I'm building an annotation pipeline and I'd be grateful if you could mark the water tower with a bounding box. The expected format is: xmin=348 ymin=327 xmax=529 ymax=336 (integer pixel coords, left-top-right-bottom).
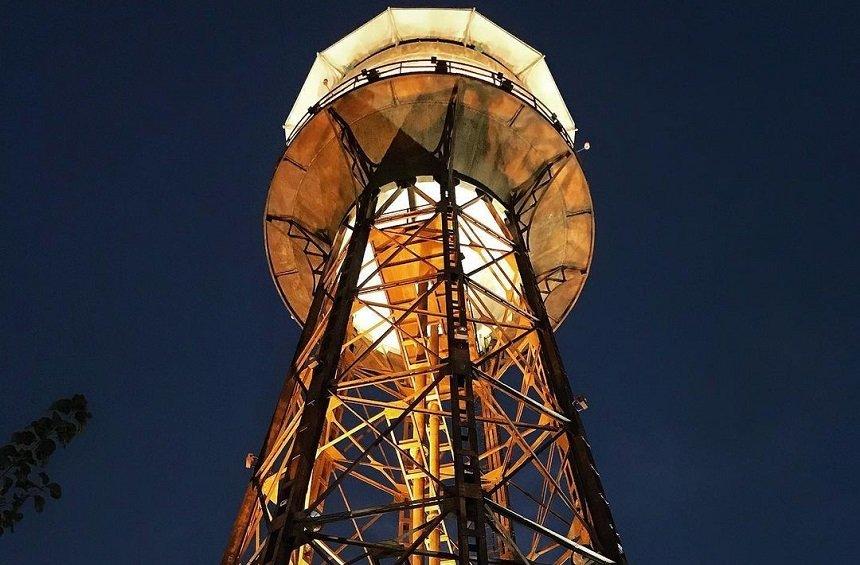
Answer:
xmin=224 ymin=8 xmax=626 ymax=565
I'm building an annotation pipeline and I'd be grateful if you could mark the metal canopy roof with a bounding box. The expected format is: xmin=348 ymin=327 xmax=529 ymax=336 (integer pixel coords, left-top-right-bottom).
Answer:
xmin=283 ymin=8 xmax=576 ymax=142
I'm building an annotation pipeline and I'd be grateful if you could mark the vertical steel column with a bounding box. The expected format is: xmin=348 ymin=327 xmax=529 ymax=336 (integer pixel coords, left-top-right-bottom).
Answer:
xmin=439 ymin=174 xmax=489 ymax=565
xmin=426 ymin=325 xmax=442 ymax=565
xmin=505 ymin=209 xmax=626 ymax=564
xmin=263 ymin=183 xmax=380 ymax=565
xmin=222 ymin=220 xmax=349 ymax=565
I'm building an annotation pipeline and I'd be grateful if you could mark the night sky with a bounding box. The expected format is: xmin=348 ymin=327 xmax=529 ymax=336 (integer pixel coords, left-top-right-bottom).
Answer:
xmin=2 ymin=2 xmax=858 ymax=563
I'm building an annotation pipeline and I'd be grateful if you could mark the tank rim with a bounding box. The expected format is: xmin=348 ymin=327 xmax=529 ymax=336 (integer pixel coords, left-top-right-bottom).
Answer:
xmin=266 ymin=63 xmax=592 ymax=329
xmin=283 ymin=56 xmax=576 ymax=150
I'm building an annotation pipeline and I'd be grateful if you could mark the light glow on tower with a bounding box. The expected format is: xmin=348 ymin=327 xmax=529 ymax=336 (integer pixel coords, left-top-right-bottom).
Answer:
xmin=224 ymin=9 xmax=625 ymax=565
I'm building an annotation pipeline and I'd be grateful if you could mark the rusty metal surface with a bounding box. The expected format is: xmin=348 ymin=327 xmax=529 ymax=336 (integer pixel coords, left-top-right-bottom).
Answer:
xmin=266 ymin=70 xmax=593 ymax=329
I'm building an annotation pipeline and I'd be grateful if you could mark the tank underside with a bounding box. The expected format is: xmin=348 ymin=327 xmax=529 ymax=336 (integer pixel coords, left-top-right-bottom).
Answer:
xmin=266 ymin=71 xmax=594 ymax=329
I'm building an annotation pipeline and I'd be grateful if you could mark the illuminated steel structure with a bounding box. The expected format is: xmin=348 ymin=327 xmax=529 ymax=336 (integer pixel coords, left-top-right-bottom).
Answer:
xmin=224 ymin=8 xmax=625 ymax=565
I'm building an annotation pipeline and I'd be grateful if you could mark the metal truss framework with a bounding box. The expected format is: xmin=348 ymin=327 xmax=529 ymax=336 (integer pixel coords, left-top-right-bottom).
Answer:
xmin=266 ymin=214 xmax=332 ymax=292
xmin=224 ymin=107 xmax=624 ymax=565
xmin=510 ymin=152 xmax=591 ymax=304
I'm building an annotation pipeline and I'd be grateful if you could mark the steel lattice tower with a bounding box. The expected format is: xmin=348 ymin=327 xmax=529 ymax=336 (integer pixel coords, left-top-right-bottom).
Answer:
xmin=224 ymin=9 xmax=626 ymax=565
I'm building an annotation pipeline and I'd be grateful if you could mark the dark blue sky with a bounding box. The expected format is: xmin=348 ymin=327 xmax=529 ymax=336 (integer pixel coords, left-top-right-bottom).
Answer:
xmin=2 ymin=1 xmax=857 ymax=563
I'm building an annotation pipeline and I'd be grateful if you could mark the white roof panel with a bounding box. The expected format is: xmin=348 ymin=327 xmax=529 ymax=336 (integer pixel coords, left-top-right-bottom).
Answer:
xmin=283 ymin=8 xmax=576 ymax=141
xmin=466 ymin=11 xmax=543 ymax=73
xmin=390 ymin=7 xmax=472 ymax=42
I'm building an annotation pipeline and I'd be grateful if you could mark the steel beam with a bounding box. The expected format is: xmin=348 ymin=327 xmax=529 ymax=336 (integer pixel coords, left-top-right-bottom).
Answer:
xmin=505 ymin=207 xmax=627 ymax=564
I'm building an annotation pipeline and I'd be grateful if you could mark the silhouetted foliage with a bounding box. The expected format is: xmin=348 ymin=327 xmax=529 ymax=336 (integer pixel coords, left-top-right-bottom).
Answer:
xmin=0 ymin=394 xmax=91 ymax=535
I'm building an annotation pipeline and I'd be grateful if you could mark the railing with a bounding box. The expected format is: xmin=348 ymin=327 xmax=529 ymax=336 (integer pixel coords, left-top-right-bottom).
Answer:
xmin=284 ymin=57 xmax=576 ymax=150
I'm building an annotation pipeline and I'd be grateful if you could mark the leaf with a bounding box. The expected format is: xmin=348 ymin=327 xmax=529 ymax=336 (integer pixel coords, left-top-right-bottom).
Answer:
xmin=56 ymin=423 xmax=78 ymax=445
xmin=17 ymin=449 xmax=35 ymax=465
xmin=2 ymin=508 xmax=16 ymax=527
xmin=50 ymin=398 xmax=73 ymax=413
xmin=33 ymin=495 xmax=45 ymax=513
xmin=32 ymin=417 xmax=53 ymax=438
xmin=48 ymin=483 xmax=61 ymax=500
xmin=1 ymin=477 xmax=11 ymax=495
xmin=70 ymin=395 xmax=87 ymax=411
xmin=12 ymin=430 xmax=36 ymax=445
xmin=35 ymin=439 xmax=56 ymax=460
xmin=38 ymin=472 xmax=49 ymax=485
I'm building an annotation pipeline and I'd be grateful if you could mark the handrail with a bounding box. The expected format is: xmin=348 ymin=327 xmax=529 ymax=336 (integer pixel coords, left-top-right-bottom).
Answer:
xmin=284 ymin=57 xmax=575 ymax=150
